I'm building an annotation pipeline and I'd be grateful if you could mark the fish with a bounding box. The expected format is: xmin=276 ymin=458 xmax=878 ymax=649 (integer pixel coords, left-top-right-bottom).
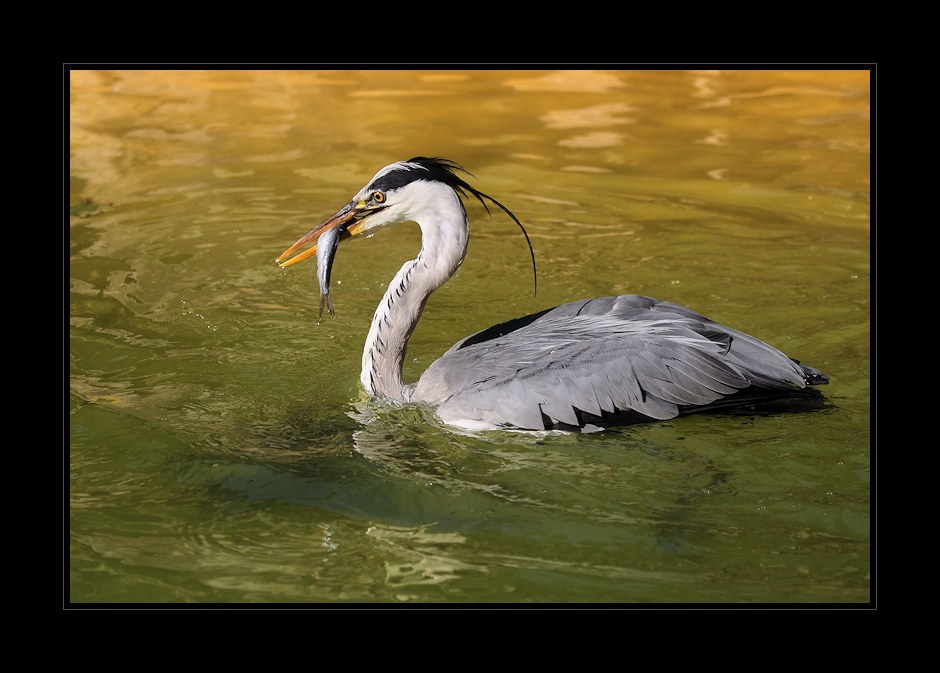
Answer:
xmin=315 ymin=224 xmax=349 ymax=323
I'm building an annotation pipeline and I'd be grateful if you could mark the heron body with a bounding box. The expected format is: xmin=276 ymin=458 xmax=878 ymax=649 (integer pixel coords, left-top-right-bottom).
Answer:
xmin=278 ymin=157 xmax=828 ymax=432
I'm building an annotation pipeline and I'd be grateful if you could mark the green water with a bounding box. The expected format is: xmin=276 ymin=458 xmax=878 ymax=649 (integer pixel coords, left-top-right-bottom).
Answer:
xmin=69 ymin=69 xmax=870 ymax=603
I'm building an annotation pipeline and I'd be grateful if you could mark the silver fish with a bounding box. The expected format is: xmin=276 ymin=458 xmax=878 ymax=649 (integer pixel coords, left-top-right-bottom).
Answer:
xmin=316 ymin=224 xmax=344 ymax=323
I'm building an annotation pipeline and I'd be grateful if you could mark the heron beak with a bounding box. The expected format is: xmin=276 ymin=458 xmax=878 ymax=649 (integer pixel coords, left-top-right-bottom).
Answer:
xmin=276 ymin=200 xmax=381 ymax=268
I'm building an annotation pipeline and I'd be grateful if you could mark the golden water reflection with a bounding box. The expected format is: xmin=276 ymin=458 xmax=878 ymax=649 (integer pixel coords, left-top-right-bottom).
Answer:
xmin=69 ymin=69 xmax=870 ymax=603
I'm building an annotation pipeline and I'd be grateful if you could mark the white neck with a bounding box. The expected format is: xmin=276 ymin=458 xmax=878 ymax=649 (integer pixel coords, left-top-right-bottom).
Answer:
xmin=360 ymin=186 xmax=469 ymax=400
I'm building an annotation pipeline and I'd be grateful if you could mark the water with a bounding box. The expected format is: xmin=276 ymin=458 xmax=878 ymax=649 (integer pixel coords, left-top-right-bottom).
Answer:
xmin=69 ymin=69 xmax=870 ymax=603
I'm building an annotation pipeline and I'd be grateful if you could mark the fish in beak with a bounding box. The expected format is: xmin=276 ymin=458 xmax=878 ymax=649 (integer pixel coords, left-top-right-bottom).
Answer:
xmin=276 ymin=199 xmax=384 ymax=268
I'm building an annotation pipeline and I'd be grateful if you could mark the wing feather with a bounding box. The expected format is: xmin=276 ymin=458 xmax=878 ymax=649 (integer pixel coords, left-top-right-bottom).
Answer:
xmin=415 ymin=295 xmax=826 ymax=431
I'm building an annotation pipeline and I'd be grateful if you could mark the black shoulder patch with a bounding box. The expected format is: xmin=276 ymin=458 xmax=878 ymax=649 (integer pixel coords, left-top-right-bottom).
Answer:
xmin=457 ymin=307 xmax=554 ymax=350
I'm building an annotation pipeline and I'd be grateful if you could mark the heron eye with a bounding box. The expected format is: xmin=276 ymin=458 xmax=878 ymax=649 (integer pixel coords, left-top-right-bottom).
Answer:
xmin=372 ymin=191 xmax=385 ymax=204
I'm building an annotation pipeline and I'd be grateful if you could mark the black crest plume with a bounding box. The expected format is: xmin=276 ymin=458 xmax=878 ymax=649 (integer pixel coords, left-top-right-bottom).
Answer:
xmin=403 ymin=157 xmax=537 ymax=295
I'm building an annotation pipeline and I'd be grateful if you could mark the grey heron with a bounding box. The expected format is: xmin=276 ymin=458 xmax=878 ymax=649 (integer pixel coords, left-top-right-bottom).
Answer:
xmin=278 ymin=157 xmax=828 ymax=432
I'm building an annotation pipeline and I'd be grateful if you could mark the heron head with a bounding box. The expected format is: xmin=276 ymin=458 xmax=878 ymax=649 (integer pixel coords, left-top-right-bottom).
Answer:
xmin=277 ymin=158 xmax=463 ymax=267
xmin=277 ymin=157 xmax=535 ymax=292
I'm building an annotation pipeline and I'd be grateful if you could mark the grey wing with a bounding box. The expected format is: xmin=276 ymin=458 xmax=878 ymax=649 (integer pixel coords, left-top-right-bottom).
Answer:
xmin=413 ymin=295 xmax=826 ymax=431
